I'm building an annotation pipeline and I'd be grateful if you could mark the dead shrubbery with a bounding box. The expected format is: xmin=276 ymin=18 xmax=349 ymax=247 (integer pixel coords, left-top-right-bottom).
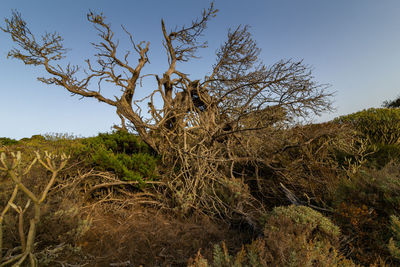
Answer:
xmin=0 ymin=150 xmax=71 ymax=266
xmin=222 ymin=121 xmax=357 ymax=210
xmin=79 ymin=202 xmax=250 ymax=266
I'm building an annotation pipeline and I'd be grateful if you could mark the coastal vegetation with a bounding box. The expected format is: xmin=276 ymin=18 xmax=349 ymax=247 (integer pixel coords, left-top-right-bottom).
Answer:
xmin=2 ymin=2 xmax=400 ymax=265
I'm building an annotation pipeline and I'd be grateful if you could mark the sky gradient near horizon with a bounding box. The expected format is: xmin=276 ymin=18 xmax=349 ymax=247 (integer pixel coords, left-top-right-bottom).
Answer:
xmin=1 ymin=0 xmax=400 ymax=139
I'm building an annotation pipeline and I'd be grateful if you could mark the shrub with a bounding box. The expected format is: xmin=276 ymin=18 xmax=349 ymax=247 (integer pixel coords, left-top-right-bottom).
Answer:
xmin=388 ymin=215 xmax=400 ymax=260
xmin=2 ymin=131 xmax=159 ymax=188
xmin=332 ymin=161 xmax=400 ymax=264
xmin=73 ymin=131 xmax=159 ymax=185
xmin=383 ymin=96 xmax=400 ymax=108
xmin=334 ymin=162 xmax=400 ymax=215
xmin=86 ymin=130 xmax=153 ymax=155
xmin=335 ymin=108 xmax=400 ymax=168
xmin=0 ymin=137 xmax=18 ymax=146
xmin=261 ymin=205 xmax=347 ymax=266
xmin=266 ymin=205 xmax=340 ymax=237
xmin=190 ymin=205 xmax=354 ymax=267
xmin=389 ymin=215 xmax=400 ymax=260
xmin=335 ymin=108 xmax=400 ymax=146
xmin=90 ymin=149 xmax=157 ymax=183
xmin=245 ymin=122 xmax=356 ymax=209
xmin=8 ymin=134 xmax=84 ymax=160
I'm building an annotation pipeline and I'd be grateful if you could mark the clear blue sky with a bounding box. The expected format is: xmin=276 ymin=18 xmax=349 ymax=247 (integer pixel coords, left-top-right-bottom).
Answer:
xmin=1 ymin=0 xmax=400 ymax=139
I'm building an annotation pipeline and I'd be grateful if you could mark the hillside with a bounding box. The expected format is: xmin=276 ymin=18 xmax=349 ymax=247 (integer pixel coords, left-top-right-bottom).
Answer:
xmin=2 ymin=108 xmax=400 ymax=266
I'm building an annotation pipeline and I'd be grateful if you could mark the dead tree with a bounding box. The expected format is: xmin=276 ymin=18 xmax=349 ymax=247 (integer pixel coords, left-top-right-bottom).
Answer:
xmin=0 ymin=151 xmax=69 ymax=266
xmin=2 ymin=4 xmax=333 ymax=220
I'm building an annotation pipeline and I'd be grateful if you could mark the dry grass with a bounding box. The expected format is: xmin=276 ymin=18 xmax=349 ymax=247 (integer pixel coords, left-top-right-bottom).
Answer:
xmin=77 ymin=202 xmax=251 ymax=266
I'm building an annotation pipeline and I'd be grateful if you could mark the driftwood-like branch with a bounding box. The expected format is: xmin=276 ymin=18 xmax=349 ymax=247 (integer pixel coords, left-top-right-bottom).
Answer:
xmin=0 ymin=151 xmax=69 ymax=266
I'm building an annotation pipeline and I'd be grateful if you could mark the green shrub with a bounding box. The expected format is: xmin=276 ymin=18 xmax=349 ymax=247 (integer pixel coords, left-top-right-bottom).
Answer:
xmin=333 ymin=161 xmax=400 ymax=264
xmin=335 ymin=108 xmax=400 ymax=168
xmin=266 ymin=205 xmax=340 ymax=238
xmin=388 ymin=215 xmax=400 ymax=260
xmin=335 ymin=108 xmax=400 ymax=145
xmin=86 ymin=130 xmax=153 ymax=155
xmin=335 ymin=161 xmax=400 ymax=219
xmin=261 ymin=205 xmax=346 ymax=267
xmin=383 ymin=96 xmax=400 ymax=108
xmin=0 ymin=137 xmax=18 ymax=146
xmin=77 ymin=131 xmax=158 ymax=185
xmin=91 ymin=150 xmax=157 ymax=183
xmin=190 ymin=205 xmax=354 ymax=267
xmin=2 ymin=131 xmax=158 ymax=187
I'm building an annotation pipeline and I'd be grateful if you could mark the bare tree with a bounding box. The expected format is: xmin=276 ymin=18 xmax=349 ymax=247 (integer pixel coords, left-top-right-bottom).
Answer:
xmin=2 ymin=4 xmax=333 ymax=220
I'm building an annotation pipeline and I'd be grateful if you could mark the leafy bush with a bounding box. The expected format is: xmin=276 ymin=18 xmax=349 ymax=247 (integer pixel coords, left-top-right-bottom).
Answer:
xmin=389 ymin=215 xmax=400 ymax=260
xmin=190 ymin=205 xmax=354 ymax=267
xmin=8 ymin=134 xmax=84 ymax=160
xmin=87 ymin=131 xmax=153 ymax=155
xmin=266 ymin=205 xmax=340 ymax=237
xmin=90 ymin=149 xmax=157 ymax=183
xmin=383 ymin=96 xmax=400 ymax=108
xmin=334 ymin=162 xmax=400 ymax=215
xmin=332 ymin=161 xmax=400 ymax=264
xmin=78 ymin=131 xmax=158 ymax=185
xmin=2 ymin=131 xmax=158 ymax=188
xmin=261 ymin=205 xmax=347 ymax=267
xmin=368 ymin=143 xmax=400 ymax=168
xmin=335 ymin=108 xmax=400 ymax=168
xmin=336 ymin=108 xmax=400 ymax=145
xmin=0 ymin=137 xmax=18 ymax=146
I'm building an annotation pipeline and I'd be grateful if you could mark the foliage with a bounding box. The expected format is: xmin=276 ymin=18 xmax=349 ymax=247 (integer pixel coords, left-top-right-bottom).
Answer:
xmin=261 ymin=205 xmax=349 ymax=266
xmin=336 ymin=108 xmax=400 ymax=145
xmin=382 ymin=96 xmax=400 ymax=108
xmin=189 ymin=240 xmax=268 ymax=267
xmin=78 ymin=131 xmax=158 ymax=185
xmin=4 ymin=118 xmax=399 ymax=265
xmin=85 ymin=131 xmax=153 ymax=155
xmin=3 ymin=131 xmax=159 ymax=186
xmin=332 ymin=161 xmax=400 ymax=264
xmin=388 ymin=215 xmax=400 ymax=260
xmin=189 ymin=205 xmax=354 ymax=267
xmin=0 ymin=137 xmax=18 ymax=146
xmin=335 ymin=161 xmax=400 ymax=217
xmin=9 ymin=134 xmax=84 ymax=158
xmin=266 ymin=205 xmax=340 ymax=237
xmin=335 ymin=108 xmax=400 ymax=169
